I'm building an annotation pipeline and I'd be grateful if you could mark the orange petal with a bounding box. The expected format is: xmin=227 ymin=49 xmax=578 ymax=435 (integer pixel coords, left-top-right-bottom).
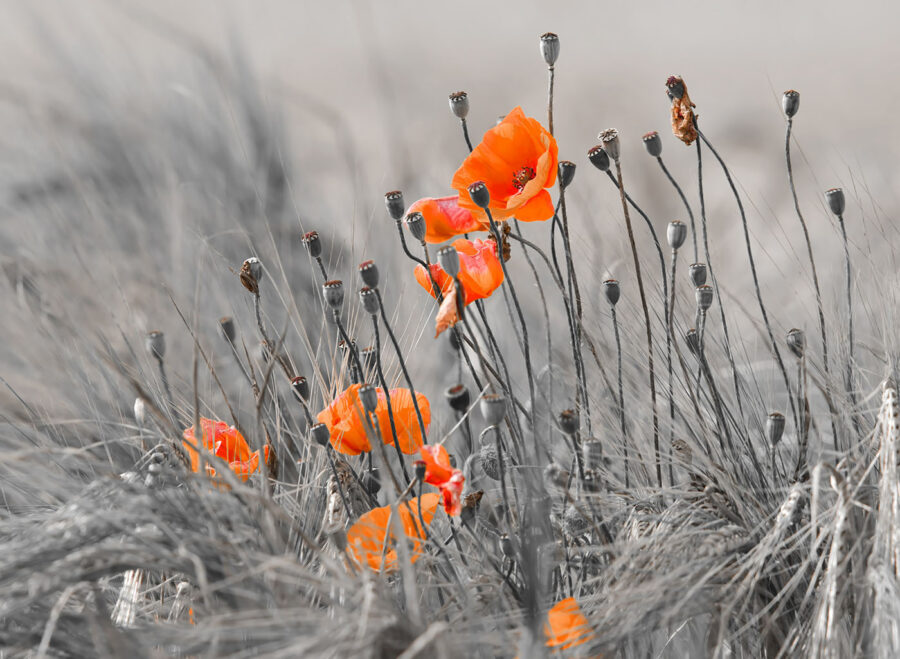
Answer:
xmin=434 ymin=287 xmax=460 ymax=337
xmin=386 ymin=388 xmax=431 ymax=453
xmin=408 ymin=196 xmax=484 ymax=244
xmin=545 ymin=597 xmax=593 ymax=650
xmin=511 ymin=189 xmax=556 ymax=223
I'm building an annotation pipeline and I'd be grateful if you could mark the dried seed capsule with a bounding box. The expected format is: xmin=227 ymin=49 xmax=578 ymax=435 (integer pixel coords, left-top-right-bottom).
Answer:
xmin=825 ymin=188 xmax=846 ymax=216
xmin=322 ymin=280 xmax=344 ymax=310
xmin=362 ymin=467 xmax=381 ymax=495
xmin=582 ymin=437 xmax=603 ymax=470
xmin=500 ymin=533 xmax=514 ymax=558
xmin=358 ymin=383 xmax=378 ymax=414
xmin=358 ymin=260 xmax=379 ymax=288
xmin=563 ymin=506 xmax=590 ymax=536
xmin=587 ymin=144 xmax=610 ymax=172
xmin=558 ymin=160 xmax=576 ymax=190
xmin=240 ymin=257 xmax=263 ymax=295
xmin=540 ymin=32 xmax=560 ymax=66
xmin=558 ymin=408 xmax=579 ymax=435
xmin=448 ymin=91 xmax=469 ymax=119
xmin=685 ymin=328 xmax=700 ymax=355
xmin=782 ymin=90 xmax=800 ymax=118
xmin=642 ymin=130 xmax=662 ymax=157
xmin=480 ymin=442 xmax=500 ymax=480
xmin=666 ymin=75 xmax=686 ymax=101
xmin=543 ymin=462 xmax=570 ymax=488
xmin=384 ymin=190 xmax=405 ymax=221
xmin=696 ymin=285 xmax=714 ymax=312
xmin=291 ymin=376 xmax=309 ymax=401
xmin=467 ymin=181 xmax=491 ymax=209
xmin=667 ymin=220 xmax=686 ymax=250
xmin=767 ymin=412 xmax=786 ymax=447
xmin=310 ymin=422 xmax=331 ymax=447
xmin=219 ymin=316 xmax=236 ymax=344
xmin=405 ymin=212 xmax=427 ymax=242
xmin=302 ymin=231 xmax=322 ymax=258
xmin=445 ymin=383 xmax=471 ymax=413
xmin=786 ymin=328 xmax=805 ymax=359
xmin=414 ymin=459 xmax=427 ymax=482
xmin=359 ymin=286 xmax=380 ymax=316
xmin=603 ymin=279 xmax=620 ymax=306
xmin=598 ymin=128 xmax=620 ymax=162
xmin=146 ymin=330 xmax=165 ymax=360
xmin=437 ymin=245 xmax=461 ymax=277
xmin=480 ymin=393 xmax=507 ymax=427
xmin=689 ymin=263 xmax=708 ymax=287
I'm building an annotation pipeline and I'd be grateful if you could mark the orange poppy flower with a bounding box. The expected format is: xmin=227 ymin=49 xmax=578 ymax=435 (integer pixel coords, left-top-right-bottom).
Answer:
xmin=451 ymin=106 xmax=558 ymax=223
xmin=407 ymin=195 xmax=485 ymax=244
xmin=317 ymin=384 xmax=431 ymax=456
xmin=545 ymin=597 xmax=593 ymax=651
xmin=345 ymin=493 xmax=441 ymax=571
xmin=182 ymin=418 xmax=268 ymax=482
xmin=419 ymin=445 xmax=465 ymax=516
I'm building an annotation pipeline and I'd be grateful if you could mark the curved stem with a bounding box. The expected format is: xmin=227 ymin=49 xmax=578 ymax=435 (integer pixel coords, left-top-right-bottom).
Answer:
xmin=657 ymin=156 xmax=698 ymax=263
xmin=611 ymin=305 xmax=628 ymax=488
xmin=371 ymin=316 xmax=411 ymax=485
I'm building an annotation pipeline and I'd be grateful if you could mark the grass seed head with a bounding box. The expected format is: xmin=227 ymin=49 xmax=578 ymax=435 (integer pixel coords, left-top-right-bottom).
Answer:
xmin=479 ymin=442 xmax=500 ymax=480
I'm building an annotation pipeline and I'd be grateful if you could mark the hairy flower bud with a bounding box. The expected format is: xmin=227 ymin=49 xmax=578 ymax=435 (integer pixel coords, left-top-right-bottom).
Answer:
xmin=603 ymin=279 xmax=620 ymax=306
xmin=642 ymin=130 xmax=662 ymax=157
xmin=437 ymin=245 xmax=461 ymax=277
xmin=558 ymin=160 xmax=576 ymax=190
xmin=782 ymin=90 xmax=800 ymax=118
xmin=358 ymin=260 xmax=379 ymax=288
xmin=445 ymin=383 xmax=471 ymax=413
xmin=322 ymin=280 xmax=344 ymax=310
xmin=825 ymin=188 xmax=846 ymax=216
xmin=480 ymin=393 xmax=506 ymax=427
xmin=667 ymin=220 xmax=687 ymax=250
xmin=146 ymin=330 xmax=165 ymax=360
xmin=219 ymin=316 xmax=236 ymax=344
xmin=358 ymin=383 xmax=378 ymax=414
xmin=767 ymin=412 xmax=786 ymax=447
xmin=359 ymin=286 xmax=380 ymax=315
xmin=786 ymin=328 xmax=805 ymax=359
xmin=558 ymin=409 xmax=579 ymax=435
xmin=696 ymin=285 xmax=714 ymax=312
xmin=384 ymin=191 xmax=405 ymax=221
xmin=405 ymin=212 xmax=427 ymax=242
xmin=598 ymin=128 xmax=620 ymax=162
xmin=467 ymin=181 xmax=491 ymax=209
xmin=291 ymin=376 xmax=309 ymax=401
xmin=587 ymin=145 xmax=610 ymax=172
xmin=448 ymin=91 xmax=469 ymax=119
xmin=480 ymin=442 xmax=500 ymax=480
xmin=689 ymin=263 xmax=707 ymax=287
xmin=302 ymin=231 xmax=322 ymax=259
xmin=310 ymin=422 xmax=330 ymax=447
xmin=540 ymin=32 xmax=560 ymax=66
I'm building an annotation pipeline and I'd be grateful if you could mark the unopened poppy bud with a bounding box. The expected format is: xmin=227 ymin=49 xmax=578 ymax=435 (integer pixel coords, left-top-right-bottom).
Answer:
xmin=786 ymin=328 xmax=805 ymax=359
xmin=363 ymin=467 xmax=381 ymax=495
xmin=445 ymin=383 xmax=471 ymax=413
xmin=291 ymin=376 xmax=309 ymax=401
xmin=588 ymin=145 xmax=610 ymax=172
xmin=405 ymin=212 xmax=427 ymax=242
xmin=667 ymin=220 xmax=687 ymax=250
xmin=437 ymin=245 xmax=461 ymax=277
xmin=767 ymin=412 xmax=786 ymax=447
xmin=689 ymin=263 xmax=707 ymax=287
xmin=146 ymin=330 xmax=165 ymax=360
xmin=696 ymin=285 xmax=714 ymax=312
xmin=598 ymin=128 xmax=620 ymax=162
xmin=134 ymin=397 xmax=147 ymax=427
xmin=540 ymin=32 xmax=560 ymax=66
xmin=603 ymin=279 xmax=620 ymax=306
xmin=582 ymin=437 xmax=603 ymax=470
xmin=782 ymin=90 xmax=800 ymax=118
xmin=544 ymin=462 xmax=570 ymax=488
xmin=310 ymin=422 xmax=331 ymax=447
xmin=358 ymin=260 xmax=379 ymax=288
xmin=825 ymin=188 xmax=846 ymax=216
xmin=642 ymin=130 xmax=662 ymax=157
xmin=467 ymin=181 xmax=491 ymax=209
xmin=499 ymin=533 xmax=515 ymax=558
xmin=414 ymin=459 xmax=427 ymax=482
xmin=685 ymin=328 xmax=700 ymax=355
xmin=322 ymin=280 xmax=344 ymax=310
xmin=384 ymin=191 xmax=405 ymax=221
xmin=480 ymin=393 xmax=507 ymax=427
xmin=302 ymin=231 xmax=322 ymax=258
xmin=358 ymin=383 xmax=378 ymax=414
xmin=666 ymin=75 xmax=686 ymax=101
xmin=448 ymin=91 xmax=469 ymax=119
xmin=479 ymin=442 xmax=500 ymax=480
xmin=558 ymin=160 xmax=576 ymax=190
xmin=558 ymin=409 xmax=579 ymax=435
xmin=359 ymin=287 xmax=380 ymax=315
xmin=564 ymin=507 xmax=589 ymax=536
xmin=219 ymin=316 xmax=236 ymax=344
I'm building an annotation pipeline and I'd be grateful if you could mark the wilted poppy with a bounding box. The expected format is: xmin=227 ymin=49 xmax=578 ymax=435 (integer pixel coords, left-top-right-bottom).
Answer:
xmin=317 ymin=384 xmax=431 ymax=456
xmin=545 ymin=597 xmax=593 ymax=650
xmin=451 ymin=106 xmax=558 ymax=223
xmin=419 ymin=444 xmax=465 ymax=516
xmin=182 ymin=418 xmax=268 ymax=482
xmin=345 ymin=493 xmax=441 ymax=572
xmin=406 ymin=196 xmax=484 ymax=244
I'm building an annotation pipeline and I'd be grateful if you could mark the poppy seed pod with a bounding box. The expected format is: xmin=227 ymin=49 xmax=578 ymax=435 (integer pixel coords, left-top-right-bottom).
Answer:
xmin=783 ymin=90 xmax=800 ymax=118
xmin=310 ymin=422 xmax=331 ymax=447
xmin=414 ymin=460 xmax=427 ymax=482
xmin=467 ymin=181 xmax=491 ymax=209
xmin=642 ymin=130 xmax=662 ymax=157
xmin=448 ymin=91 xmax=469 ymax=119
xmin=667 ymin=220 xmax=687 ymax=250
xmin=500 ymin=533 xmax=514 ymax=558
xmin=359 ymin=287 xmax=380 ymax=316
xmin=825 ymin=188 xmax=846 ymax=216
xmin=685 ymin=328 xmax=700 ymax=355
xmin=219 ymin=316 xmax=236 ymax=344
xmin=384 ymin=190 xmax=405 ymax=221
xmin=358 ymin=260 xmax=379 ymax=288
xmin=786 ymin=328 xmax=805 ymax=359
xmin=696 ymin=285 xmax=714 ymax=312
xmin=666 ymin=75 xmax=686 ymax=101
xmin=146 ymin=330 xmax=165 ymax=360
xmin=302 ymin=231 xmax=322 ymax=259
xmin=240 ymin=257 xmax=262 ymax=294
xmin=362 ymin=467 xmax=381 ymax=495
xmin=480 ymin=393 xmax=507 ymax=427
xmin=587 ymin=144 xmax=611 ymax=172
xmin=445 ymin=383 xmax=471 ymax=413
xmin=598 ymin=128 xmax=620 ymax=162
xmin=437 ymin=245 xmax=461 ymax=277
xmin=405 ymin=212 xmax=427 ymax=242
xmin=564 ymin=507 xmax=590 ymax=537
xmin=689 ymin=263 xmax=708 ymax=287
xmin=246 ymin=257 xmax=263 ymax=285
xmin=540 ymin=32 xmax=560 ymax=66
xmin=582 ymin=437 xmax=603 ymax=470
xmin=322 ymin=280 xmax=344 ymax=310
xmin=291 ymin=376 xmax=309 ymax=401
xmin=558 ymin=160 xmax=576 ymax=190
xmin=603 ymin=279 xmax=620 ymax=306
xmin=767 ymin=412 xmax=786 ymax=447
xmin=358 ymin=383 xmax=378 ymax=414
xmin=479 ymin=442 xmax=500 ymax=480
xmin=558 ymin=409 xmax=579 ymax=435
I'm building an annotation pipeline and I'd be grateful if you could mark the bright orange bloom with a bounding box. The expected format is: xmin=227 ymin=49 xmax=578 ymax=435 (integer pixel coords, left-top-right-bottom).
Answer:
xmin=452 ymin=106 xmax=558 ymax=223
xmin=407 ymin=195 xmax=484 ymax=244
xmin=345 ymin=493 xmax=441 ymax=571
xmin=545 ymin=597 xmax=593 ymax=651
xmin=419 ymin=445 xmax=465 ymax=516
xmin=182 ymin=418 xmax=268 ymax=482
xmin=317 ymin=384 xmax=430 ymax=456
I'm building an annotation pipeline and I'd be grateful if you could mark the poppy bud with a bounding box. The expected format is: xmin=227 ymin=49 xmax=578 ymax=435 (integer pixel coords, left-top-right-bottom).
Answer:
xmin=558 ymin=160 xmax=576 ymax=190
xmin=540 ymin=32 xmax=560 ymax=66
xmin=437 ymin=245 xmax=461 ymax=277
xmin=134 ymin=397 xmax=146 ymax=428
xmin=358 ymin=383 xmax=378 ymax=414
xmin=467 ymin=181 xmax=491 ymax=210
xmin=146 ymin=330 xmax=165 ymax=360
xmin=384 ymin=191 xmax=405 ymax=221
xmin=582 ymin=437 xmax=603 ymax=470
xmin=362 ymin=467 xmax=381 ymax=495
xmin=685 ymin=328 xmax=700 ymax=355
xmin=240 ymin=257 xmax=263 ymax=296
xmin=359 ymin=287 xmax=380 ymax=316
xmin=322 ymin=280 xmax=344 ymax=310
xmin=480 ymin=393 xmax=507 ymax=427
xmin=291 ymin=376 xmax=309 ymax=401
xmin=302 ymin=231 xmax=322 ymax=259
xmin=480 ymin=442 xmax=500 ymax=480
xmin=414 ymin=459 xmax=427 ymax=482
xmin=445 ymin=383 xmax=471 ymax=413
xmin=543 ymin=462 xmax=570 ymax=488
xmin=767 ymin=412 xmax=786 ymax=447
xmin=558 ymin=409 xmax=579 ymax=435
xmin=603 ymin=279 xmax=620 ymax=306
xmin=782 ymin=90 xmax=800 ymax=118
xmin=588 ymin=145 xmax=610 ymax=172
xmin=696 ymin=285 xmax=714 ymax=312
xmin=825 ymin=188 xmax=846 ymax=216
xmin=564 ymin=507 xmax=590 ymax=536
xmin=667 ymin=220 xmax=687 ymax=250
xmin=405 ymin=212 xmax=427 ymax=242
xmin=666 ymin=75 xmax=686 ymax=101
xmin=786 ymin=328 xmax=805 ymax=359
xmin=499 ymin=533 xmax=515 ymax=558
xmin=642 ymin=130 xmax=662 ymax=157
xmin=598 ymin=128 xmax=620 ymax=162
xmin=689 ymin=263 xmax=707 ymax=287
xmin=310 ymin=422 xmax=331 ymax=447
xmin=358 ymin=260 xmax=379 ymax=288
xmin=448 ymin=91 xmax=469 ymax=119
xmin=219 ymin=316 xmax=236 ymax=344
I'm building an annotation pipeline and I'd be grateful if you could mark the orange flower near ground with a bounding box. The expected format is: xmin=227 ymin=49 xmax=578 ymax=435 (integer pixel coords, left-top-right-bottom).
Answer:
xmin=545 ymin=597 xmax=593 ymax=651
xmin=317 ymin=384 xmax=430 ymax=456
xmin=345 ymin=493 xmax=441 ymax=571
xmin=407 ymin=196 xmax=484 ymax=244
xmin=451 ymin=106 xmax=558 ymax=223
xmin=419 ymin=445 xmax=465 ymax=516
xmin=182 ymin=418 xmax=268 ymax=482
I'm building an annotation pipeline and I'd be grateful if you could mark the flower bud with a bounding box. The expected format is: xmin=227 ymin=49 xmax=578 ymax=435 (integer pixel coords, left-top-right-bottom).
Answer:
xmin=414 ymin=459 xmax=427 ymax=482
xmin=603 ymin=279 xmax=620 ymax=306
xmin=302 ymin=231 xmax=322 ymax=259
xmin=358 ymin=260 xmax=379 ymax=288
xmin=405 ymin=212 xmax=427 ymax=242
xmin=291 ymin=376 xmax=309 ymax=401
xmin=437 ymin=245 xmax=461 ymax=277
xmin=786 ymin=328 xmax=805 ymax=359
xmin=358 ymin=383 xmax=378 ymax=414
xmin=563 ymin=507 xmax=589 ymax=537
xmin=146 ymin=330 xmax=165 ymax=360
xmin=587 ymin=145 xmax=610 ymax=172
xmin=766 ymin=412 xmax=786 ymax=447
xmin=540 ymin=32 xmax=560 ymax=66
xmin=667 ymin=220 xmax=687 ymax=250
xmin=480 ymin=393 xmax=507 ymax=427
xmin=384 ymin=191 xmax=405 ymax=221
xmin=558 ymin=409 xmax=579 ymax=435
xmin=448 ymin=91 xmax=469 ymax=119
xmin=825 ymin=188 xmax=846 ymax=216
xmin=359 ymin=287 xmax=380 ymax=315
xmin=558 ymin=160 xmax=576 ymax=190
xmin=322 ymin=280 xmax=344 ymax=310
xmin=782 ymin=90 xmax=800 ymax=118
xmin=642 ymin=130 xmax=662 ymax=157
xmin=598 ymin=128 xmax=620 ymax=162
xmin=445 ymin=383 xmax=471 ymax=413
xmin=479 ymin=442 xmax=500 ymax=480
xmin=696 ymin=285 xmax=714 ymax=312
xmin=685 ymin=328 xmax=700 ymax=355
xmin=666 ymin=75 xmax=686 ymax=101
xmin=310 ymin=422 xmax=331 ymax=447
xmin=362 ymin=467 xmax=381 ymax=495
xmin=689 ymin=263 xmax=707 ymax=287
xmin=582 ymin=437 xmax=603 ymax=470
xmin=467 ymin=181 xmax=491 ymax=209
xmin=219 ymin=316 xmax=236 ymax=344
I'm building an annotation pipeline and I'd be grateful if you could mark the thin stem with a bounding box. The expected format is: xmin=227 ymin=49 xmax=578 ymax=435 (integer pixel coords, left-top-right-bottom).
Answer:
xmin=460 ymin=118 xmax=474 ymax=153
xmin=371 ymin=315 xmax=411 ymax=485
xmin=657 ymin=156 xmax=698 ymax=263
xmin=611 ymin=305 xmax=628 ymax=488
xmin=667 ymin=250 xmax=679 ymax=488
xmin=547 ymin=65 xmax=555 ymax=136
xmin=837 ymin=213 xmax=859 ymax=435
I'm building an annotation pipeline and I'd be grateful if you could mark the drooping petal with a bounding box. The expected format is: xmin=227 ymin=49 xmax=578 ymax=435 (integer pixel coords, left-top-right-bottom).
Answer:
xmin=545 ymin=597 xmax=593 ymax=650
xmin=346 ymin=494 xmax=441 ymax=572
xmin=455 ymin=239 xmax=504 ymax=299
xmin=386 ymin=388 xmax=431 ymax=453
xmin=317 ymin=385 xmax=372 ymax=455
xmin=414 ymin=263 xmax=453 ymax=300
xmin=408 ymin=196 xmax=484 ymax=244
xmin=420 ymin=444 xmax=455 ymax=486
xmin=434 ymin=287 xmax=459 ymax=337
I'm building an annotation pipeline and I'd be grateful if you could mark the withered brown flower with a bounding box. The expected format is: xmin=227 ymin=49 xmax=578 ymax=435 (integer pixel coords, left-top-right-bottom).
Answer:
xmin=667 ymin=75 xmax=698 ymax=146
